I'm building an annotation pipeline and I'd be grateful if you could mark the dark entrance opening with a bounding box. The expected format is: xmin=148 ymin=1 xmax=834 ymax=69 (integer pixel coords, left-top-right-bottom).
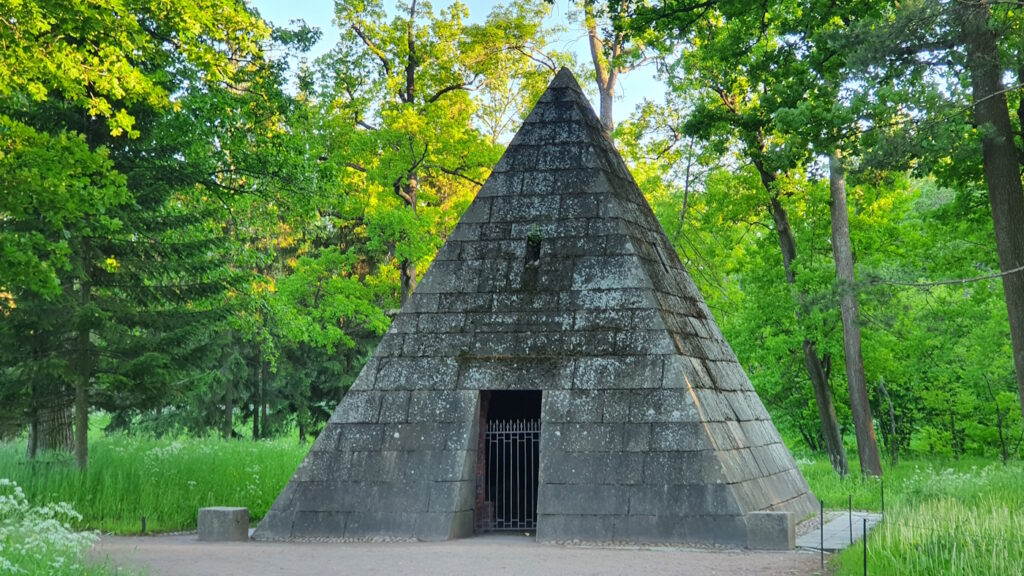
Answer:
xmin=475 ymin=390 xmax=541 ymax=533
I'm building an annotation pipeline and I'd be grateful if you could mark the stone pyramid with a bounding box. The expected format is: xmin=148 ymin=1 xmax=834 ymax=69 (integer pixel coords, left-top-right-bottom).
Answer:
xmin=255 ymin=68 xmax=817 ymax=545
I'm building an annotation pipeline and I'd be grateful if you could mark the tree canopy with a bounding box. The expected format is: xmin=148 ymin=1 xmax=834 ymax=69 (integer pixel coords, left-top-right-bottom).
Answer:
xmin=1 ymin=0 xmax=1021 ymax=471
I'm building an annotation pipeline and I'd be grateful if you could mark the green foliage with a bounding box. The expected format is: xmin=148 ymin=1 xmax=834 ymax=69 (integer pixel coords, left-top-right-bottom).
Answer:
xmin=616 ymin=0 xmax=1023 ymax=462
xmin=0 ymin=434 xmax=308 ymax=534
xmin=799 ymin=456 xmax=1024 ymax=575
xmin=0 ymin=115 xmax=128 ymax=298
xmin=1 ymin=0 xmax=1020 ymax=492
xmin=0 ymin=0 xmax=269 ymax=137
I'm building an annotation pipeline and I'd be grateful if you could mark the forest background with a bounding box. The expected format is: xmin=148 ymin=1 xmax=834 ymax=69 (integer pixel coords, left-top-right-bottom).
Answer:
xmin=2 ymin=1 xmax=1024 ymax=574
xmin=4 ymin=0 xmax=1022 ymax=470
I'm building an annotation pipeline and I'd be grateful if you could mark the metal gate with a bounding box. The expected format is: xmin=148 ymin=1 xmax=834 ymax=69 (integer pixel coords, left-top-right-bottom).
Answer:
xmin=482 ymin=419 xmax=540 ymax=531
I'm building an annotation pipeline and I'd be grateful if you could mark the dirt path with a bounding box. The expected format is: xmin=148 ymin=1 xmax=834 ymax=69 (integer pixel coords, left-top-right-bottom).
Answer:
xmin=92 ymin=534 xmax=821 ymax=576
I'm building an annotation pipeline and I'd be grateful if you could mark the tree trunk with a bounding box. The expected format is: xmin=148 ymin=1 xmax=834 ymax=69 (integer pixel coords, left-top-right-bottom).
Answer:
xmin=959 ymin=2 xmax=1024 ymax=424
xmin=802 ymin=340 xmax=849 ymax=475
xmin=297 ymin=392 xmax=309 ymax=444
xmin=828 ymin=154 xmax=883 ymax=476
xmin=74 ymin=279 xmax=91 ymax=470
xmin=1016 ymin=66 xmax=1024 ymax=162
xmin=949 ymin=407 xmax=958 ymax=459
xmin=223 ymin=377 xmax=233 ymax=439
xmin=585 ymin=5 xmax=617 ymax=133
xmin=74 ymin=378 xmax=88 ymax=468
xmin=27 ymin=409 xmax=39 ymax=459
xmin=399 ymin=172 xmax=419 ymax=305
xmin=878 ymin=378 xmax=899 ymax=465
xmin=28 ymin=394 xmax=74 ymax=457
xmin=252 ymin=401 xmax=260 ymax=441
xmin=984 ymin=375 xmax=1010 ymax=464
xmin=753 ymin=159 xmax=847 ymax=471
xmin=400 ymin=260 xmax=417 ymax=306
xmin=759 ymin=165 xmax=849 ymax=475
xmin=252 ymin=349 xmax=262 ymax=441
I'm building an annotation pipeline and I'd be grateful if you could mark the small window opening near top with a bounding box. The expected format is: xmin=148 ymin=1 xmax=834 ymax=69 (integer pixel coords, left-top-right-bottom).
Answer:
xmin=525 ymin=234 xmax=542 ymax=266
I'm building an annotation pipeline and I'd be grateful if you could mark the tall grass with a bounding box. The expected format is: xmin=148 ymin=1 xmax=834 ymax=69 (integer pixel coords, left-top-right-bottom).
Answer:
xmin=798 ymin=458 xmax=1024 ymax=575
xmin=0 ymin=435 xmax=308 ymax=533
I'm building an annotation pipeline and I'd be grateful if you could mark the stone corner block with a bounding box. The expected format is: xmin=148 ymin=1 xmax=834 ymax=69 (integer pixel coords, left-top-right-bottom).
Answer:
xmin=745 ymin=510 xmax=795 ymax=550
xmin=198 ymin=507 xmax=250 ymax=542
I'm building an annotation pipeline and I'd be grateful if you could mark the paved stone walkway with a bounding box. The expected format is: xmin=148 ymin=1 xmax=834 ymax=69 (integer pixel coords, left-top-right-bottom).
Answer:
xmin=92 ymin=534 xmax=821 ymax=576
xmin=796 ymin=511 xmax=882 ymax=552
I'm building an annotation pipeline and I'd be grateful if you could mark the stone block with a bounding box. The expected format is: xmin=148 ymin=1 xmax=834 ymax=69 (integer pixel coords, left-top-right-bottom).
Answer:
xmin=309 ymin=423 xmax=342 ymax=453
xmin=540 ymin=451 xmax=643 ymax=485
xmin=612 ymin=515 xmax=687 ymax=543
xmin=449 ymin=510 xmax=475 ymax=539
xmin=572 ymin=256 xmax=652 ymax=290
xmin=291 ymin=511 xmax=348 ymax=539
xmin=476 ymin=171 xmax=522 ymax=196
xmin=408 ymin=389 xmax=472 ymax=423
xmin=427 ymin=480 xmax=474 ymax=512
xmin=536 ymin=514 xmax=614 ymax=542
xmin=331 ymin=391 xmax=383 ymax=424
xmin=574 ymin=356 xmax=663 ymax=390
xmin=567 ymin=331 xmax=617 ymax=355
xmin=345 ymin=511 xmax=416 ymax=539
xmin=628 ymin=390 xmax=699 ymax=423
xmin=559 ymin=194 xmax=601 ymax=219
xmin=573 ymin=309 xmax=633 ymax=331
xmin=378 ymin=392 xmax=411 ymax=423
xmin=566 ymin=287 xmax=651 ymax=310
xmin=564 ymin=391 xmax=604 ymax=423
xmin=615 ymin=330 xmax=676 ymax=355
xmin=491 ymin=195 xmax=560 ymax=222
xmin=622 ymin=423 xmax=651 ymax=451
xmin=689 ymin=514 xmax=749 ymax=546
xmin=642 ymin=451 xmax=705 ymax=484
xmin=601 ymin=391 xmax=631 ymax=422
xmin=556 ymin=422 xmax=623 ymax=452
xmin=197 ymin=507 xmax=249 ymax=542
xmin=538 ymin=484 xmax=628 ymax=516
xmin=252 ymin=508 xmax=295 ymax=541
xmin=649 ymin=422 xmax=712 ymax=451
xmin=374 ymin=482 xmax=431 ymax=514
xmin=373 ymin=333 xmax=405 ymax=357
xmin=745 ymin=511 xmax=795 ymax=550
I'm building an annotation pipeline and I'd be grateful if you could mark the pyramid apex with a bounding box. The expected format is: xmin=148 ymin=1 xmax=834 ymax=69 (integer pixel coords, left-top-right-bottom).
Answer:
xmin=549 ymin=67 xmax=583 ymax=90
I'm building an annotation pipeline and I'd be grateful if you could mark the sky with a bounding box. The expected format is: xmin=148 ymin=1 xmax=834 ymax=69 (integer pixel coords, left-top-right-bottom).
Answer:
xmin=247 ymin=0 xmax=665 ymax=117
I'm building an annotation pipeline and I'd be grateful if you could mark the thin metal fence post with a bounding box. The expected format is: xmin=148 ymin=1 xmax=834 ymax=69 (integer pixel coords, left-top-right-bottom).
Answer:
xmin=849 ymin=494 xmax=853 ymax=545
xmin=820 ymin=499 xmax=824 ymax=571
xmin=863 ymin=517 xmax=868 ymax=576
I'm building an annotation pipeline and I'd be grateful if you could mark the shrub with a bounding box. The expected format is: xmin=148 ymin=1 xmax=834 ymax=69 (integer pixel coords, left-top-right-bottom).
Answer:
xmin=0 ymin=478 xmax=99 ymax=575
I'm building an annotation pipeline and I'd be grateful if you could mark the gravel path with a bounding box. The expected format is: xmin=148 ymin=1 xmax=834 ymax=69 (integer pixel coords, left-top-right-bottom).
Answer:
xmin=92 ymin=534 xmax=821 ymax=576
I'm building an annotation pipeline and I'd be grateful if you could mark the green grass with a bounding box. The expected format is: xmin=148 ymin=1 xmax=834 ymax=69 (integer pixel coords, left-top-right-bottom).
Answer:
xmin=0 ymin=434 xmax=308 ymax=534
xmin=798 ymin=457 xmax=1024 ymax=576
